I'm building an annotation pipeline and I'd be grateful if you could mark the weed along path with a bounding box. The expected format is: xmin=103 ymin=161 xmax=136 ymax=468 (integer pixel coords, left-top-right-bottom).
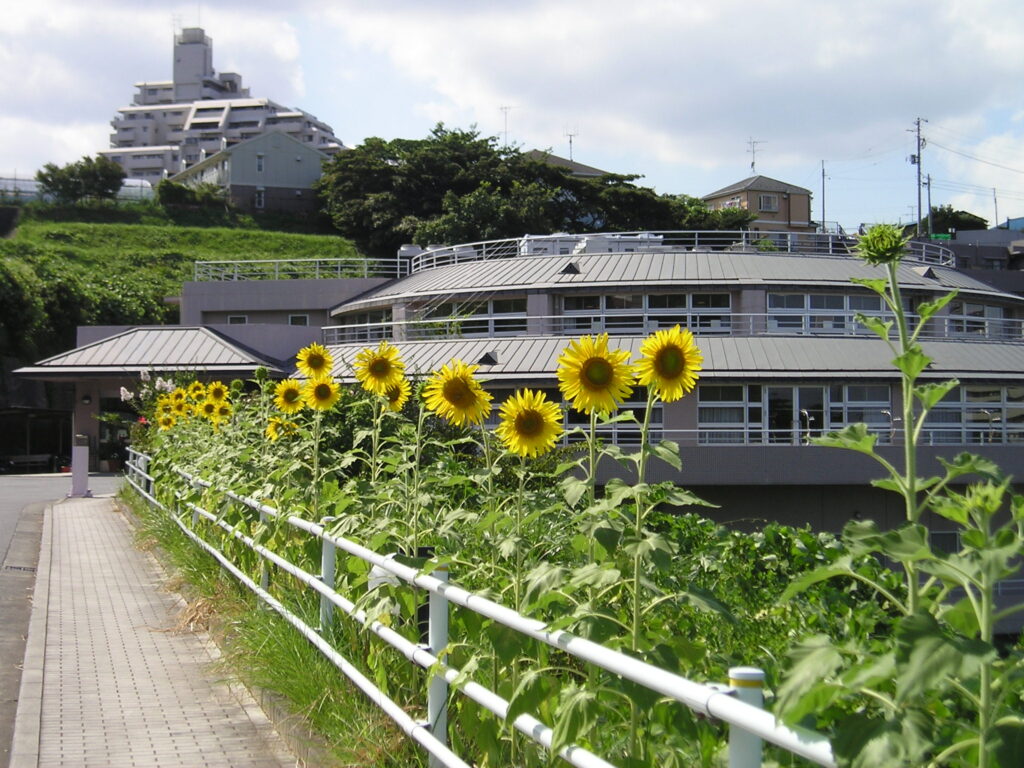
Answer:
xmin=10 ymin=494 xmax=295 ymax=768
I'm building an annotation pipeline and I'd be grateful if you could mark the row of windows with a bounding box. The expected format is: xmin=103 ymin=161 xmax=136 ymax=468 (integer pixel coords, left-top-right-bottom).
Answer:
xmin=227 ymin=314 xmax=309 ymax=326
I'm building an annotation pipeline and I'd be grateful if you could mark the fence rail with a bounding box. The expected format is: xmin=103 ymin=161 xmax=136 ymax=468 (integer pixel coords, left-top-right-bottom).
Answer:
xmin=193 ymin=257 xmax=408 ymax=281
xmin=323 ymin=310 xmax=1023 ymax=346
xmin=408 ymin=231 xmax=955 ymax=273
xmin=125 ymin=449 xmax=837 ymax=768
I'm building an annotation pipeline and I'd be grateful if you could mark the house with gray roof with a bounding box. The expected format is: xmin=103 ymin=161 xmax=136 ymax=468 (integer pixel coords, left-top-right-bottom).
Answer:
xmin=703 ymin=175 xmax=815 ymax=233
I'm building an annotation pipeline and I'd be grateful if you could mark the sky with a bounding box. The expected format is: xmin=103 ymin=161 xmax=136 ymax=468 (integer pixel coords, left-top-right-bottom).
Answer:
xmin=2 ymin=0 xmax=1024 ymax=234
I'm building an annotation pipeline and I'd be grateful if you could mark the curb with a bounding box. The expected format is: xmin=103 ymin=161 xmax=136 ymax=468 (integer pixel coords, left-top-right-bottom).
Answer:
xmin=9 ymin=502 xmax=52 ymax=768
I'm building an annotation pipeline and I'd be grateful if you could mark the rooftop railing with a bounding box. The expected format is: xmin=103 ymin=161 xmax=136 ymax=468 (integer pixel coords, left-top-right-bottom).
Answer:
xmin=193 ymin=257 xmax=408 ymax=281
xmin=322 ymin=310 xmax=1023 ymax=346
xmin=408 ymin=231 xmax=956 ymax=273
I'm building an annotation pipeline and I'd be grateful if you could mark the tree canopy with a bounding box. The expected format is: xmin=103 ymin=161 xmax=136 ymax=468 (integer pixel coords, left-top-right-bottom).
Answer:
xmin=35 ymin=155 xmax=125 ymax=204
xmin=316 ymin=124 xmax=755 ymax=257
xmin=905 ymin=204 xmax=988 ymax=236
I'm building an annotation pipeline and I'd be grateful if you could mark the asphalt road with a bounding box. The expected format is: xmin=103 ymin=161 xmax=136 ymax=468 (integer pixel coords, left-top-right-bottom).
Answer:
xmin=0 ymin=473 xmax=122 ymax=765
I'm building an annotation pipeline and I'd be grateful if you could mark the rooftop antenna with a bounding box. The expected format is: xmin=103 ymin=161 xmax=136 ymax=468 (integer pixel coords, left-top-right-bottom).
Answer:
xmin=499 ymin=105 xmax=516 ymax=148
xmin=565 ymin=126 xmax=579 ymax=161
xmin=747 ymin=137 xmax=764 ymax=174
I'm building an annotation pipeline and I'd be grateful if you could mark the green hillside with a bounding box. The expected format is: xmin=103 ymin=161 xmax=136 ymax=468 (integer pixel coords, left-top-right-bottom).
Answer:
xmin=0 ymin=215 xmax=363 ymax=362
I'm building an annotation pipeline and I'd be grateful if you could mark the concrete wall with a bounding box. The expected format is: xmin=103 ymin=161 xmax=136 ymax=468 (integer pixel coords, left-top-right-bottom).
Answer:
xmin=180 ymin=278 xmax=390 ymax=326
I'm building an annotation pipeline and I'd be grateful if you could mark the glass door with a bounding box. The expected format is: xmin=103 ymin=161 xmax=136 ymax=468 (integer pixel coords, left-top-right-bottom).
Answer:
xmin=767 ymin=386 xmax=825 ymax=444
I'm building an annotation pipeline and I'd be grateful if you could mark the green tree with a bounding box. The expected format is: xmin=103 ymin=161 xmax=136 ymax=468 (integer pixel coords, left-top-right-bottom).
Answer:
xmin=35 ymin=156 xmax=125 ymax=203
xmin=905 ymin=205 xmax=988 ymax=236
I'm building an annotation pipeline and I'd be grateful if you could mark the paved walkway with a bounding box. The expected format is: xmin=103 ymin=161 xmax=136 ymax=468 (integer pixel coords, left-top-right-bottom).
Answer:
xmin=11 ymin=495 xmax=296 ymax=767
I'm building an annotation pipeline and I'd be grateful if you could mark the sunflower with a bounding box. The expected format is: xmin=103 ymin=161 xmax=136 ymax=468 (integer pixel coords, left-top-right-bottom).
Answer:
xmin=216 ymin=402 xmax=233 ymax=421
xmin=170 ymin=388 xmax=188 ymax=403
xmin=187 ymin=381 xmax=207 ymax=401
xmin=156 ymin=397 xmax=174 ymax=416
xmin=296 ymin=342 xmax=334 ymax=381
xmin=171 ymin=400 xmax=192 ymax=418
xmin=423 ymin=359 xmax=492 ymax=427
xmin=274 ymin=379 xmax=305 ymax=414
xmin=556 ymin=333 xmax=635 ymax=414
xmin=384 ymin=377 xmax=412 ymax=412
xmin=496 ymin=389 xmax=564 ymax=458
xmin=635 ymin=325 xmax=703 ymax=402
xmin=354 ymin=341 xmax=405 ymax=396
xmin=206 ymin=380 xmax=230 ymax=403
xmin=303 ymin=377 xmax=341 ymax=411
xmin=264 ymin=416 xmax=297 ymax=442
xmin=197 ymin=399 xmax=219 ymax=421
xmin=157 ymin=413 xmax=176 ymax=431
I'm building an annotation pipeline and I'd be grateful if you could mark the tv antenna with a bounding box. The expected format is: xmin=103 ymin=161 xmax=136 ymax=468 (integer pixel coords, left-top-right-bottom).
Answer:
xmin=499 ymin=106 xmax=516 ymax=148
xmin=565 ymin=126 xmax=579 ymax=161
xmin=747 ymin=137 xmax=765 ymax=174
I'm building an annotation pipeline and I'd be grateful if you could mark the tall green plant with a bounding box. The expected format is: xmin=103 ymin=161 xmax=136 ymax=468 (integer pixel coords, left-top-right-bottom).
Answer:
xmin=777 ymin=224 xmax=1024 ymax=767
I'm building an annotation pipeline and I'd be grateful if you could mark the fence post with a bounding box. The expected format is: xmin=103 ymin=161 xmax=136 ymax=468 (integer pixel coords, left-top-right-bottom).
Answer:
xmin=320 ymin=534 xmax=336 ymax=630
xmin=259 ymin=509 xmax=271 ymax=592
xmin=728 ymin=666 xmax=765 ymax=768
xmin=427 ymin=564 xmax=450 ymax=767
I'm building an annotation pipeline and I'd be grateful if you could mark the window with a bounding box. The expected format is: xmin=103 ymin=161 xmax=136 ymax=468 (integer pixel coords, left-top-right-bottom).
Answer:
xmin=228 ymin=315 xmax=247 ymax=325
xmin=288 ymin=315 xmax=309 ymax=327
xmin=758 ymin=194 xmax=779 ymax=212
xmin=256 ymin=155 xmax=264 ymax=172
xmin=254 ymin=189 xmax=265 ymax=209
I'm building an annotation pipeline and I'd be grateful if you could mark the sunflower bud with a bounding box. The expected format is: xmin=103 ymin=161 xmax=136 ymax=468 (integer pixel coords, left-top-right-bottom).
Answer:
xmin=855 ymin=224 xmax=908 ymax=266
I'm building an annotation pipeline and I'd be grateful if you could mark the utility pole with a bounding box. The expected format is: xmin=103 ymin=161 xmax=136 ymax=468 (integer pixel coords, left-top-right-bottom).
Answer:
xmin=994 ymin=188 xmax=999 ymax=228
xmin=748 ymin=138 xmax=764 ymax=174
xmin=926 ymin=174 xmax=933 ymax=236
xmin=820 ymin=160 xmax=826 ymax=231
xmin=908 ymin=118 xmax=927 ymax=236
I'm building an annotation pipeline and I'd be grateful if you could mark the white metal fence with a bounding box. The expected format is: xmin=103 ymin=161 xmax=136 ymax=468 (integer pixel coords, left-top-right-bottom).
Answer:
xmin=193 ymin=257 xmax=408 ymax=281
xmin=125 ymin=449 xmax=836 ymax=768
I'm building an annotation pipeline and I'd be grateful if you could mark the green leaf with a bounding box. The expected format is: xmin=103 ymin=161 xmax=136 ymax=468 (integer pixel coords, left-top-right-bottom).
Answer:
xmin=855 ymin=313 xmax=894 ymax=340
xmin=937 ymin=452 xmax=1003 ymax=482
xmin=894 ymin=612 xmax=996 ymax=703
xmin=993 ymin=719 xmax=1024 ymax=768
xmin=561 ymin=476 xmax=588 ymax=508
xmin=506 ymin=668 xmax=556 ymax=725
xmin=892 ymin=347 xmax=932 ymax=380
xmin=780 ymin=555 xmax=855 ymax=601
xmin=551 ymin=685 xmax=599 ymax=756
xmin=775 ymin=635 xmax=844 ymax=722
xmin=914 ymin=290 xmax=957 ymax=323
xmin=939 ymin=597 xmax=980 ymax=637
xmin=485 ymin=622 xmax=525 ymax=666
xmin=913 ymin=379 xmax=959 ymax=410
xmin=850 ymin=276 xmax=890 ymax=296
xmin=649 ymin=439 xmax=682 ymax=471
xmin=832 ymin=712 xmax=932 ymax=768
xmin=812 ymin=423 xmax=878 ymax=455
xmin=660 ymin=485 xmax=716 ymax=508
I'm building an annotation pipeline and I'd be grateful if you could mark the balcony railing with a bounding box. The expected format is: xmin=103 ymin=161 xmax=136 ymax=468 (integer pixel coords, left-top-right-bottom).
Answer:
xmin=194 ymin=257 xmax=408 ymax=281
xmin=322 ymin=310 xmax=1023 ymax=345
xmin=408 ymin=231 xmax=955 ymax=273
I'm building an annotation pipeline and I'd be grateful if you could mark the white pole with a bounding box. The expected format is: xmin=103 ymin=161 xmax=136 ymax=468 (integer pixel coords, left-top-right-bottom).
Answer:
xmin=728 ymin=667 xmax=765 ymax=768
xmin=320 ymin=537 xmax=335 ymax=630
xmin=427 ymin=564 xmax=450 ymax=767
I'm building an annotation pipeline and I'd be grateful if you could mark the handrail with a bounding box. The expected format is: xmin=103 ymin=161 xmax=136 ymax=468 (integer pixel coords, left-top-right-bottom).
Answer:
xmin=407 ymin=231 xmax=955 ymax=273
xmin=124 ymin=452 xmax=837 ymax=768
xmin=321 ymin=310 xmax=1023 ymax=346
xmin=193 ymin=257 xmax=408 ymax=281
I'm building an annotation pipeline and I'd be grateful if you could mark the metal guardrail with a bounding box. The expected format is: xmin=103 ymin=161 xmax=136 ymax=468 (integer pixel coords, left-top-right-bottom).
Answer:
xmin=193 ymin=257 xmax=408 ymax=281
xmin=124 ymin=449 xmax=837 ymax=768
xmin=322 ymin=311 xmax=1023 ymax=345
xmin=408 ymin=231 xmax=956 ymax=273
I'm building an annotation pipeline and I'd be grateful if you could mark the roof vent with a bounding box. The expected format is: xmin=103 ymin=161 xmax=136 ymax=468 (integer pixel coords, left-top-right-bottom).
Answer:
xmin=478 ymin=351 xmax=499 ymax=366
xmin=912 ymin=266 xmax=938 ymax=280
xmin=560 ymin=261 xmax=580 ymax=275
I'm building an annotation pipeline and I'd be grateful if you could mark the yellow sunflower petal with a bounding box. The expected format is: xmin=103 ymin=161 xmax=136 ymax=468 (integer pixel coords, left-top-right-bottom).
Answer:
xmin=496 ymin=389 xmax=564 ymax=458
xmin=274 ymin=379 xmax=305 ymax=414
xmin=303 ymin=377 xmax=341 ymax=411
xmin=423 ymin=359 xmax=492 ymax=427
xmin=354 ymin=341 xmax=405 ymax=396
xmin=635 ymin=325 xmax=703 ymax=402
xmin=556 ymin=333 xmax=635 ymax=414
xmin=206 ymin=380 xmax=229 ymax=403
xmin=296 ymin=342 xmax=334 ymax=381
xmin=384 ymin=377 xmax=411 ymax=412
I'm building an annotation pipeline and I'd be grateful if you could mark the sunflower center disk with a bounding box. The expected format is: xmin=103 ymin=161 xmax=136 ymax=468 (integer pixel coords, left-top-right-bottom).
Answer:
xmin=307 ymin=354 xmax=325 ymax=370
xmin=581 ymin=358 xmax=613 ymax=390
xmin=655 ymin=347 xmax=685 ymax=378
xmin=369 ymin=359 xmax=391 ymax=377
xmin=285 ymin=389 xmax=299 ymax=402
xmin=515 ymin=410 xmax=544 ymax=438
xmin=443 ymin=378 xmax=472 ymax=407
xmin=314 ymin=383 xmax=331 ymax=400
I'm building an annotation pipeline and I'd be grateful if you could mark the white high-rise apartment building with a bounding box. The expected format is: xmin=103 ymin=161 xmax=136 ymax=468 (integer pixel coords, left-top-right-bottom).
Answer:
xmin=100 ymin=28 xmax=344 ymax=181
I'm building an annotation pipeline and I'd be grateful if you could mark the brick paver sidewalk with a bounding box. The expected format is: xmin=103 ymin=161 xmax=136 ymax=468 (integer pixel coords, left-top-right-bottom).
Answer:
xmin=11 ymin=496 xmax=295 ymax=767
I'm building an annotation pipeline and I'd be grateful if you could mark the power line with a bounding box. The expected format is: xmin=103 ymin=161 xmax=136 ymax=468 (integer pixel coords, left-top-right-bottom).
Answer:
xmin=928 ymin=139 xmax=1024 ymax=175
